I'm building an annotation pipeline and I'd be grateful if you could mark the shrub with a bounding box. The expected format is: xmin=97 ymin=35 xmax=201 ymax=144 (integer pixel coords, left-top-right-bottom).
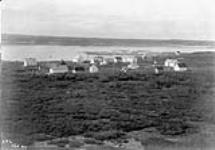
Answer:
xmin=84 ymin=130 xmax=125 ymax=141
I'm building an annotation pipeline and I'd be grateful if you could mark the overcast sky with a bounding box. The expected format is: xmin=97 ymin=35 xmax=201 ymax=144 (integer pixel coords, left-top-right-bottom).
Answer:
xmin=2 ymin=0 xmax=215 ymax=40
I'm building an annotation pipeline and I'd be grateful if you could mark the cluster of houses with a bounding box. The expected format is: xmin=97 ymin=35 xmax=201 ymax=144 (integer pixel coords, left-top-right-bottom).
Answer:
xmin=23 ymin=54 xmax=140 ymax=74
xmin=23 ymin=51 xmax=188 ymax=75
xmin=23 ymin=57 xmax=100 ymax=74
xmin=153 ymin=58 xmax=188 ymax=74
xmin=164 ymin=58 xmax=187 ymax=72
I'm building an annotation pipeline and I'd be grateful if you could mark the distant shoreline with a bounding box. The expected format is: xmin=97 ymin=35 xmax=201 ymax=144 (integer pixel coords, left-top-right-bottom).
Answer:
xmin=1 ymin=50 xmax=214 ymax=62
xmin=2 ymin=34 xmax=215 ymax=47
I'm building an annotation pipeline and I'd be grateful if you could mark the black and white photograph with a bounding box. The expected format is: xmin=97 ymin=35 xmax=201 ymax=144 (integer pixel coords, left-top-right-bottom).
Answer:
xmin=0 ymin=0 xmax=215 ymax=149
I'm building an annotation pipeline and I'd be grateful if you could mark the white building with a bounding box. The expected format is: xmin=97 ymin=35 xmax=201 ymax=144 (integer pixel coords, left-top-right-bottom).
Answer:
xmin=24 ymin=58 xmax=37 ymax=67
xmin=164 ymin=59 xmax=187 ymax=72
xmin=89 ymin=65 xmax=99 ymax=73
xmin=49 ymin=65 xmax=69 ymax=74
xmin=173 ymin=63 xmax=188 ymax=72
xmin=122 ymin=56 xmax=136 ymax=63
xmin=164 ymin=59 xmax=178 ymax=68
xmin=127 ymin=63 xmax=139 ymax=69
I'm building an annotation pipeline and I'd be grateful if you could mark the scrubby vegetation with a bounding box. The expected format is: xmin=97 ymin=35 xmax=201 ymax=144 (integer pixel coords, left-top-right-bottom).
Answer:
xmin=1 ymin=52 xmax=215 ymax=146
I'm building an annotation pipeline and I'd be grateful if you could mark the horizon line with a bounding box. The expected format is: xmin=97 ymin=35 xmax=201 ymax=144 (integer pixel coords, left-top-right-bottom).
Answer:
xmin=2 ymin=33 xmax=215 ymax=42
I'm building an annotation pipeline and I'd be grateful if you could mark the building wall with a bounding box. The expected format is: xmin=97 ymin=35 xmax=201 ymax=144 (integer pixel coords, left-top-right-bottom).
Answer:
xmin=89 ymin=66 xmax=99 ymax=73
xmin=24 ymin=58 xmax=37 ymax=67
xmin=174 ymin=65 xmax=187 ymax=72
xmin=49 ymin=66 xmax=68 ymax=74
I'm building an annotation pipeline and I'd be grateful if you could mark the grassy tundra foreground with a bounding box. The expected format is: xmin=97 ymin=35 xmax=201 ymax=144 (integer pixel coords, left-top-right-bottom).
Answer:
xmin=1 ymin=52 xmax=215 ymax=149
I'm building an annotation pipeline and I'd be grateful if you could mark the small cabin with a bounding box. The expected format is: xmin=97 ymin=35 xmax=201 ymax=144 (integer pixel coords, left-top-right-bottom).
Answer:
xmin=24 ymin=58 xmax=37 ymax=67
xmin=49 ymin=65 xmax=69 ymax=74
xmin=72 ymin=66 xmax=85 ymax=73
xmin=122 ymin=56 xmax=136 ymax=63
xmin=173 ymin=62 xmax=187 ymax=72
xmin=164 ymin=59 xmax=178 ymax=68
xmin=164 ymin=59 xmax=187 ymax=72
xmin=89 ymin=65 xmax=99 ymax=73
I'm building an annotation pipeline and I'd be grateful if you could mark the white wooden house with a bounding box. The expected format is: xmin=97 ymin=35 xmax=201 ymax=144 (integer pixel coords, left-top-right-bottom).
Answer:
xmin=122 ymin=56 xmax=136 ymax=63
xmin=173 ymin=62 xmax=187 ymax=72
xmin=89 ymin=65 xmax=99 ymax=73
xmin=127 ymin=63 xmax=139 ymax=69
xmin=164 ymin=59 xmax=187 ymax=72
xmin=164 ymin=59 xmax=178 ymax=68
xmin=24 ymin=58 xmax=37 ymax=67
xmin=49 ymin=65 xmax=69 ymax=74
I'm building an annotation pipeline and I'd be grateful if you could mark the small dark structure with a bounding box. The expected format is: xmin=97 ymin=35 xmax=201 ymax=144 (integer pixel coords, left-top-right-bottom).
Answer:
xmin=72 ymin=66 xmax=85 ymax=73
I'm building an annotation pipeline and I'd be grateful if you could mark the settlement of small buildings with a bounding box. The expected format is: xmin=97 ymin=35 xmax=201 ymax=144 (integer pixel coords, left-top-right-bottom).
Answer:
xmin=22 ymin=51 xmax=188 ymax=75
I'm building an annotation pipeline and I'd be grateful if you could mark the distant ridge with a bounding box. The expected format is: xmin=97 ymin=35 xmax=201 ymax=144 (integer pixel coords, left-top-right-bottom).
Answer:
xmin=2 ymin=34 xmax=215 ymax=47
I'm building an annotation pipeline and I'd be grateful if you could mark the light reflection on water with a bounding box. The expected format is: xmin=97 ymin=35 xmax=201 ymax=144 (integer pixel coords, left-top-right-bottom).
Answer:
xmin=1 ymin=45 xmax=215 ymax=61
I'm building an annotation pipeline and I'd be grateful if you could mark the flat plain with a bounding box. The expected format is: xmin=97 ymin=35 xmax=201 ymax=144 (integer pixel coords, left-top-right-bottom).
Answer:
xmin=1 ymin=51 xmax=215 ymax=150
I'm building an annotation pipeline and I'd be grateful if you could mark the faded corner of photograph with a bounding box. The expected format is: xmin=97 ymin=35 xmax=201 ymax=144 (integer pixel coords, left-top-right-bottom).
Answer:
xmin=1 ymin=0 xmax=215 ymax=150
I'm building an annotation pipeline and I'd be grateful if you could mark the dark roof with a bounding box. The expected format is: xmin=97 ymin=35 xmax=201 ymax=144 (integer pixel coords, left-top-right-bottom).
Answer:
xmin=74 ymin=66 xmax=85 ymax=71
xmin=178 ymin=63 xmax=187 ymax=67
